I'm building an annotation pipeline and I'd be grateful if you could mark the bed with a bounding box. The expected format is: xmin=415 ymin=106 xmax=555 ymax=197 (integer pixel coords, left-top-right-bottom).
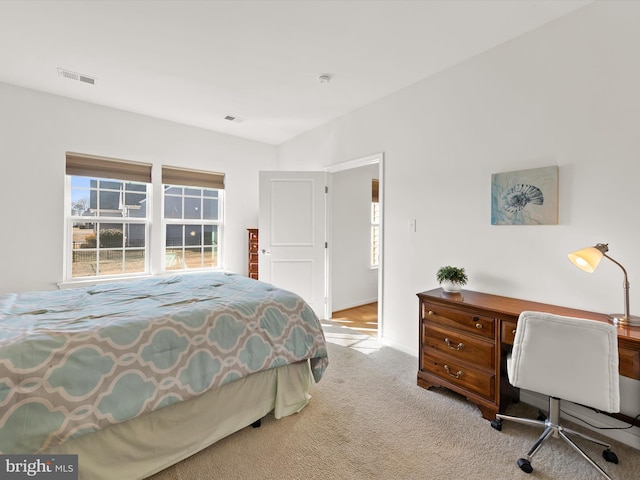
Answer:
xmin=0 ymin=271 xmax=328 ymax=479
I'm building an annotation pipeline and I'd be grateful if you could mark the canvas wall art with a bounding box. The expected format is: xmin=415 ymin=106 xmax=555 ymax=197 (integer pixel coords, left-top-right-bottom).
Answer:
xmin=491 ymin=165 xmax=558 ymax=225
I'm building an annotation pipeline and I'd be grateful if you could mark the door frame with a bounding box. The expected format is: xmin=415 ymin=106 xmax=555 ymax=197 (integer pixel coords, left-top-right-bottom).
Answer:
xmin=325 ymin=152 xmax=384 ymax=340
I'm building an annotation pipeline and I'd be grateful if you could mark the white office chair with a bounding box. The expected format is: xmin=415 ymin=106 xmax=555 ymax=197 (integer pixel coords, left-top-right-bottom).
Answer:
xmin=491 ymin=311 xmax=620 ymax=479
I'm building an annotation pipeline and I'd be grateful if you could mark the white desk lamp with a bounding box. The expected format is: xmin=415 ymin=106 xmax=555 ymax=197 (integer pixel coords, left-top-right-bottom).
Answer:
xmin=568 ymin=243 xmax=640 ymax=327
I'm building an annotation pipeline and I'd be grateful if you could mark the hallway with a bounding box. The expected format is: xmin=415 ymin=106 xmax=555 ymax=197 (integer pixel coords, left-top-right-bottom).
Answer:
xmin=330 ymin=302 xmax=378 ymax=336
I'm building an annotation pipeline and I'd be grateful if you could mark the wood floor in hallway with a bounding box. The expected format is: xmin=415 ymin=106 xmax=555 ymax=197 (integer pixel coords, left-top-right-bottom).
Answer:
xmin=331 ymin=302 xmax=378 ymax=336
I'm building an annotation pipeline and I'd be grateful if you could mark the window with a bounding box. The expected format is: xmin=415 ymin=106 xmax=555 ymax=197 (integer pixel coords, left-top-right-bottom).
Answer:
xmin=162 ymin=166 xmax=224 ymax=271
xmin=66 ymin=153 xmax=151 ymax=279
xmin=371 ymin=179 xmax=380 ymax=268
xmin=163 ymin=186 xmax=222 ymax=270
xmin=64 ymin=154 xmax=225 ymax=281
xmin=371 ymin=202 xmax=380 ymax=267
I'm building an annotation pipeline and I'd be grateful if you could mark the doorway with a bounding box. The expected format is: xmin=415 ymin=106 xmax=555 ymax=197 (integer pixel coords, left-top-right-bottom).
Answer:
xmin=326 ymin=153 xmax=383 ymax=339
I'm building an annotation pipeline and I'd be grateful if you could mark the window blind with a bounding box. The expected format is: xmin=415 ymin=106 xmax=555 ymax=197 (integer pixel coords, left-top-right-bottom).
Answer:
xmin=372 ymin=179 xmax=379 ymax=203
xmin=162 ymin=166 xmax=225 ymax=190
xmin=66 ymin=152 xmax=152 ymax=183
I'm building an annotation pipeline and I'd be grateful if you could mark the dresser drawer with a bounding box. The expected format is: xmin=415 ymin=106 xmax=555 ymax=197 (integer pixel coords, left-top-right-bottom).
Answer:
xmin=501 ymin=320 xmax=517 ymax=345
xmin=619 ymin=345 xmax=640 ymax=380
xmin=422 ymin=323 xmax=495 ymax=368
xmin=422 ymin=351 xmax=496 ymax=400
xmin=247 ymin=229 xmax=259 ymax=280
xmin=422 ymin=303 xmax=495 ymax=340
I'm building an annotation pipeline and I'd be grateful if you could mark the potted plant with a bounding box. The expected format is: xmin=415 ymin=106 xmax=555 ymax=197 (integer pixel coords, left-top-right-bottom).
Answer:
xmin=436 ymin=266 xmax=468 ymax=293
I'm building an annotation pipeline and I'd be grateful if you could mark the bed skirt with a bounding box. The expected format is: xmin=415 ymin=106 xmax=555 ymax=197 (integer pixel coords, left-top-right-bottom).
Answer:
xmin=44 ymin=361 xmax=314 ymax=480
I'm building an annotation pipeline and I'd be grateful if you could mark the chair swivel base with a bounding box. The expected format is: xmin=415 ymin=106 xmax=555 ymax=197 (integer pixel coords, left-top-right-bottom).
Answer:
xmin=491 ymin=397 xmax=618 ymax=480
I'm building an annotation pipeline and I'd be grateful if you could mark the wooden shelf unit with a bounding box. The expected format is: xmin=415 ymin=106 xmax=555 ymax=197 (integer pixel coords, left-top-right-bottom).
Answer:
xmin=247 ymin=229 xmax=259 ymax=280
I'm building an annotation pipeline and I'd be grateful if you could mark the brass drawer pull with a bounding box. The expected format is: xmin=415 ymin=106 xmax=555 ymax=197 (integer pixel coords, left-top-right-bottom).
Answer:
xmin=444 ymin=365 xmax=463 ymax=379
xmin=475 ymin=323 xmax=483 ymax=329
xmin=428 ymin=310 xmax=435 ymax=316
xmin=512 ymin=329 xmax=516 ymax=335
xmin=444 ymin=338 xmax=464 ymax=351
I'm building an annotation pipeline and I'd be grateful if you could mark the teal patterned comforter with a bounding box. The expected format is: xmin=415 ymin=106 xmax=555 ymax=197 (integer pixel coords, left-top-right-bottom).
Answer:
xmin=0 ymin=272 xmax=328 ymax=454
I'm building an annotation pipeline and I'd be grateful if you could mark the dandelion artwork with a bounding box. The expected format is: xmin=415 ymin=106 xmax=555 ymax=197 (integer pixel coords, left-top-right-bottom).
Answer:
xmin=491 ymin=166 xmax=558 ymax=225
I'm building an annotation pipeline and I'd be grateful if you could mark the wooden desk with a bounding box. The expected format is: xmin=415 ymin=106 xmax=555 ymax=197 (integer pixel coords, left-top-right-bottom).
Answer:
xmin=417 ymin=288 xmax=640 ymax=421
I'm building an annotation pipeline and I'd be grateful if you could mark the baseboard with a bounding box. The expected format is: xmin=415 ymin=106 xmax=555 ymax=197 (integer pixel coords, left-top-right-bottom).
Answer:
xmin=381 ymin=337 xmax=417 ymax=357
xmin=520 ymin=391 xmax=640 ymax=450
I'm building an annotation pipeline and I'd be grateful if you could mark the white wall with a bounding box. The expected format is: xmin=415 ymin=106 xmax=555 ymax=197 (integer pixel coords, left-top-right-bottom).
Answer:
xmin=331 ymin=164 xmax=379 ymax=312
xmin=278 ymin=0 xmax=640 ymax=358
xmin=277 ymin=0 xmax=640 ymax=442
xmin=0 ymin=82 xmax=277 ymax=294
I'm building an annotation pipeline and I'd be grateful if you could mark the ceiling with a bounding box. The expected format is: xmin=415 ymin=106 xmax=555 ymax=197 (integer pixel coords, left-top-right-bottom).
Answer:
xmin=0 ymin=0 xmax=592 ymax=145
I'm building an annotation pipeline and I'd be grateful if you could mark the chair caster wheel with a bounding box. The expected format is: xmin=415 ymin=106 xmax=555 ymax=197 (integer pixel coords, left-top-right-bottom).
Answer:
xmin=517 ymin=458 xmax=533 ymax=473
xmin=490 ymin=419 xmax=502 ymax=431
xmin=603 ymin=449 xmax=618 ymax=464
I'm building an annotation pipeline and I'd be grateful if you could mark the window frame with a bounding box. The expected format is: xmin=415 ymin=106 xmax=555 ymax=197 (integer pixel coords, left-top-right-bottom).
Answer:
xmin=161 ymin=184 xmax=224 ymax=272
xmin=370 ymin=200 xmax=380 ymax=268
xmin=64 ymin=176 xmax=152 ymax=281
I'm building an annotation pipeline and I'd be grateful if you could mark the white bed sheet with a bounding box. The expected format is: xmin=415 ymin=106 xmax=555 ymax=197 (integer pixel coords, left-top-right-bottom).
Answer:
xmin=44 ymin=361 xmax=314 ymax=480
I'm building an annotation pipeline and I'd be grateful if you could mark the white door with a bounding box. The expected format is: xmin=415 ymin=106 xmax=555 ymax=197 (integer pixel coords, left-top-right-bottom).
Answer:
xmin=258 ymin=171 xmax=327 ymax=318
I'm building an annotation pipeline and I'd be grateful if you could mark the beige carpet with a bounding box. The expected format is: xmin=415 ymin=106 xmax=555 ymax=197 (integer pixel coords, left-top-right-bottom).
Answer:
xmin=149 ymin=320 xmax=640 ymax=480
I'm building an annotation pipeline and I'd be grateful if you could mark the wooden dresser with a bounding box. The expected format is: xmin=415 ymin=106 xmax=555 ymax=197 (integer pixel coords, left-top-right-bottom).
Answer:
xmin=417 ymin=288 xmax=640 ymax=421
xmin=247 ymin=229 xmax=259 ymax=279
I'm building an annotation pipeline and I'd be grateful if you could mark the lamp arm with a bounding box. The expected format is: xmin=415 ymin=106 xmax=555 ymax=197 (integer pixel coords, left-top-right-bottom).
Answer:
xmin=603 ymin=253 xmax=631 ymax=320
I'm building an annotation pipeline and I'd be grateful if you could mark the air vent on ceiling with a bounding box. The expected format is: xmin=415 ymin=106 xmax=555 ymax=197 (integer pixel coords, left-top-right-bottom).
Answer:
xmin=57 ymin=68 xmax=97 ymax=85
xmin=223 ymin=115 xmax=245 ymax=123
